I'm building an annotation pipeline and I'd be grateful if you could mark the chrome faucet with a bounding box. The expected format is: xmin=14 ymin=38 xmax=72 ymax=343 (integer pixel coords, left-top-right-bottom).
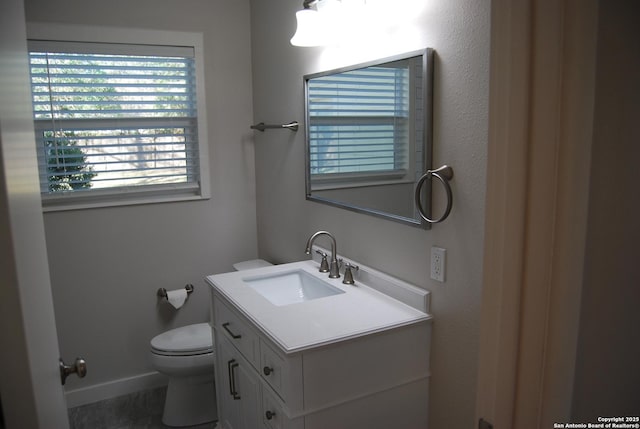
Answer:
xmin=305 ymin=231 xmax=340 ymax=278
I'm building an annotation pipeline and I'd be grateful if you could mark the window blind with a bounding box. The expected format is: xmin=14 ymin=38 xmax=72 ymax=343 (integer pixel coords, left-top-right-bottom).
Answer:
xmin=28 ymin=41 xmax=201 ymax=197
xmin=307 ymin=65 xmax=409 ymax=176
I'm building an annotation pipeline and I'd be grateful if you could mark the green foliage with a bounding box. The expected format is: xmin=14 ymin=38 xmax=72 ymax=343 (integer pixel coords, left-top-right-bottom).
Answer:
xmin=45 ymin=135 xmax=96 ymax=192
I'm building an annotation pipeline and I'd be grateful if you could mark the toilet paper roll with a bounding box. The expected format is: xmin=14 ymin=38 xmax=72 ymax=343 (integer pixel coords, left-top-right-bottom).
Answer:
xmin=166 ymin=289 xmax=188 ymax=309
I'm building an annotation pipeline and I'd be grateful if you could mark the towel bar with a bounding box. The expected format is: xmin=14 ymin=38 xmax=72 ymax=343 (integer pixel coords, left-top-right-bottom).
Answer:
xmin=250 ymin=121 xmax=298 ymax=132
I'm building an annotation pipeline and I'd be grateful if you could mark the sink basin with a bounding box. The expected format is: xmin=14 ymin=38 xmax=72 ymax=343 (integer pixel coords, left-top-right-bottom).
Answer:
xmin=244 ymin=269 xmax=345 ymax=306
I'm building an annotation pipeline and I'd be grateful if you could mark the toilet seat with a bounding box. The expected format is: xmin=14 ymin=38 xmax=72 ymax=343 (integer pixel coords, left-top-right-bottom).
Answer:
xmin=151 ymin=323 xmax=213 ymax=356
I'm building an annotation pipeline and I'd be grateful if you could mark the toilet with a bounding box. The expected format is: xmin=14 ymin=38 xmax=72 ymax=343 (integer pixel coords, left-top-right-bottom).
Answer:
xmin=150 ymin=259 xmax=272 ymax=427
xmin=150 ymin=323 xmax=216 ymax=427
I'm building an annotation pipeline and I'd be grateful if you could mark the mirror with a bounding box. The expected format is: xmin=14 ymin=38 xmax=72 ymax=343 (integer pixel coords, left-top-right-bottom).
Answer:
xmin=304 ymin=49 xmax=434 ymax=228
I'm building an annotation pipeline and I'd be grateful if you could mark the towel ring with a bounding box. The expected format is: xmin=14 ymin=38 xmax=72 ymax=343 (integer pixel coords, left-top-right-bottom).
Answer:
xmin=414 ymin=165 xmax=454 ymax=224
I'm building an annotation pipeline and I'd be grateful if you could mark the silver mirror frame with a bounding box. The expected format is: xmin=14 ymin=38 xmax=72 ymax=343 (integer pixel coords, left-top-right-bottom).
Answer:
xmin=304 ymin=48 xmax=434 ymax=228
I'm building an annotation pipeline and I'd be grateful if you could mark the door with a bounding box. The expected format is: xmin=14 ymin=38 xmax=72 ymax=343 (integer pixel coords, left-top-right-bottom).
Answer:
xmin=476 ymin=0 xmax=597 ymax=427
xmin=234 ymin=356 xmax=261 ymax=429
xmin=216 ymin=334 xmax=261 ymax=429
xmin=0 ymin=0 xmax=70 ymax=427
xmin=217 ymin=336 xmax=241 ymax=429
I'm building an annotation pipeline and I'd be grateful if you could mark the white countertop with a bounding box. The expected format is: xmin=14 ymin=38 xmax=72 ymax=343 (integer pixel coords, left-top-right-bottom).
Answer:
xmin=206 ymin=260 xmax=432 ymax=353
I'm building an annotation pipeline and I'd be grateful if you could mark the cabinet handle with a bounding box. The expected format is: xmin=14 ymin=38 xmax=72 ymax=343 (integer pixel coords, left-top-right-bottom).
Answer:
xmin=266 ymin=410 xmax=276 ymax=420
xmin=227 ymin=359 xmax=241 ymax=400
xmin=230 ymin=362 xmax=241 ymax=400
xmin=227 ymin=359 xmax=235 ymax=396
xmin=263 ymin=366 xmax=273 ymax=376
xmin=222 ymin=322 xmax=242 ymax=339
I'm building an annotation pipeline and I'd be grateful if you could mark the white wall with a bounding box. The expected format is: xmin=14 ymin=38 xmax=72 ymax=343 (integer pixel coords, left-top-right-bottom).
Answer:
xmin=250 ymin=1 xmax=489 ymax=428
xmin=24 ymin=0 xmax=258 ymax=399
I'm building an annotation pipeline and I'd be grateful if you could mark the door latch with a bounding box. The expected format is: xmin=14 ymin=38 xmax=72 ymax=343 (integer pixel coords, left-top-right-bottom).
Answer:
xmin=59 ymin=357 xmax=87 ymax=385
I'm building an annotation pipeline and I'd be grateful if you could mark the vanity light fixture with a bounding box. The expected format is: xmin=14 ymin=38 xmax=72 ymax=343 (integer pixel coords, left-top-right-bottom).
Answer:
xmin=290 ymin=0 xmax=327 ymax=47
xmin=291 ymin=0 xmax=372 ymax=47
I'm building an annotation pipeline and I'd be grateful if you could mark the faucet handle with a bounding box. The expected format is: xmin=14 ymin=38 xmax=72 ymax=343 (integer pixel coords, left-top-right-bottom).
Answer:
xmin=342 ymin=262 xmax=359 ymax=285
xmin=315 ymin=250 xmax=329 ymax=273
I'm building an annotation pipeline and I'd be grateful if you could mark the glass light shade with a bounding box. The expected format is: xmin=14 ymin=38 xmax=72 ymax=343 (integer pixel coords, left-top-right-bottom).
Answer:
xmin=290 ymin=9 xmax=326 ymax=47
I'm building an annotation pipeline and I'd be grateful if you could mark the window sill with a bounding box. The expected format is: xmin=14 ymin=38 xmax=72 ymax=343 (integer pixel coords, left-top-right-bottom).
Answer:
xmin=41 ymin=184 xmax=209 ymax=212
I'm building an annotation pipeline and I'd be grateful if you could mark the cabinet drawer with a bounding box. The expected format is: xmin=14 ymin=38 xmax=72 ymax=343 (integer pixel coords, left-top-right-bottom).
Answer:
xmin=260 ymin=339 xmax=286 ymax=397
xmin=260 ymin=338 xmax=304 ymax=413
xmin=214 ymin=297 xmax=259 ymax=368
xmin=262 ymin=386 xmax=304 ymax=429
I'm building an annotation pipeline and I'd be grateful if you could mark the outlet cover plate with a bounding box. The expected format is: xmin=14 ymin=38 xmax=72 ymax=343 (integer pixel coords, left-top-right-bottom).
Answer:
xmin=430 ymin=247 xmax=446 ymax=282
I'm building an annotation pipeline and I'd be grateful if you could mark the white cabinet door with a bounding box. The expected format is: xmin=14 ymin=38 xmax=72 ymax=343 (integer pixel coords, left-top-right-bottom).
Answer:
xmin=216 ymin=333 xmax=262 ymax=429
xmin=217 ymin=338 xmax=240 ymax=429
xmin=234 ymin=354 xmax=261 ymax=429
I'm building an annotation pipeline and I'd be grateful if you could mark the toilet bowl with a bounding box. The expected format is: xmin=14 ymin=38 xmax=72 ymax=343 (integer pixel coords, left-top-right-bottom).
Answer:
xmin=150 ymin=323 xmax=216 ymax=427
xmin=150 ymin=259 xmax=272 ymax=427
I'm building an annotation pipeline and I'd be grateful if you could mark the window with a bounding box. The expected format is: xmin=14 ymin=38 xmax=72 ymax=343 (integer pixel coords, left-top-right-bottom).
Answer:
xmin=27 ymin=26 xmax=209 ymax=210
xmin=307 ymin=60 xmax=412 ymax=186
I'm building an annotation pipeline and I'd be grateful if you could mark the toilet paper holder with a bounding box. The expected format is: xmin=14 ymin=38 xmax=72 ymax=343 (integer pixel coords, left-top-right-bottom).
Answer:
xmin=157 ymin=284 xmax=194 ymax=299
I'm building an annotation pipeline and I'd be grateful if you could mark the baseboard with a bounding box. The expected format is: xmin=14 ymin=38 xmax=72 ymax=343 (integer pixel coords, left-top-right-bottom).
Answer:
xmin=65 ymin=371 xmax=168 ymax=408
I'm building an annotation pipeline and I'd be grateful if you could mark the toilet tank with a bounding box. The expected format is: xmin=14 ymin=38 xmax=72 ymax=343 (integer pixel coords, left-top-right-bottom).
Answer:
xmin=232 ymin=259 xmax=273 ymax=271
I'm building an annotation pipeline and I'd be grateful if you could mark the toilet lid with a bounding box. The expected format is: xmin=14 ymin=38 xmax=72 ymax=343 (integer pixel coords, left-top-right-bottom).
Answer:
xmin=151 ymin=323 xmax=213 ymax=354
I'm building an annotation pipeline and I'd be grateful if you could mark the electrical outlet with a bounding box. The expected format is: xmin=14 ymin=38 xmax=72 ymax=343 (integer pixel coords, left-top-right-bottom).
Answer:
xmin=430 ymin=247 xmax=446 ymax=282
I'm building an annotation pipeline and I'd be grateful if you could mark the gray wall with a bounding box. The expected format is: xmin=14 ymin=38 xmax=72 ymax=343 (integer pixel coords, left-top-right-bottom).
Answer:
xmin=24 ymin=0 xmax=259 ymax=392
xmin=572 ymin=0 xmax=640 ymax=418
xmin=250 ymin=1 xmax=489 ymax=428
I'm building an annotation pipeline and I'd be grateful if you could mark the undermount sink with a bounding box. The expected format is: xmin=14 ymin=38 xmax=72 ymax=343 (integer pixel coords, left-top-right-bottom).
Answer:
xmin=243 ymin=269 xmax=345 ymax=306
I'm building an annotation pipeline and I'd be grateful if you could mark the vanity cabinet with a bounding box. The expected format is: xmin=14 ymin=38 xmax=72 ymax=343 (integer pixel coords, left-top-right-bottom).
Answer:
xmin=211 ymin=290 xmax=431 ymax=429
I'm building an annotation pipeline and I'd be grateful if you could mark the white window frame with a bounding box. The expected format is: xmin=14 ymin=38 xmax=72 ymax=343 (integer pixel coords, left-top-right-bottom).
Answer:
xmin=26 ymin=23 xmax=210 ymax=211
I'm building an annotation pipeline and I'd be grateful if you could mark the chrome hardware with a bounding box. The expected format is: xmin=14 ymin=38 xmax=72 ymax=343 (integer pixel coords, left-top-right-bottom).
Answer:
xmin=250 ymin=121 xmax=299 ymax=132
xmin=342 ymin=262 xmax=359 ymax=285
xmin=315 ymin=250 xmax=329 ymax=272
xmin=228 ymin=359 xmax=241 ymax=400
xmin=157 ymin=284 xmax=194 ymax=299
xmin=222 ymin=322 xmax=242 ymax=339
xmin=263 ymin=366 xmax=273 ymax=376
xmin=305 ymin=231 xmax=340 ymax=278
xmin=59 ymin=357 xmax=87 ymax=385
xmin=266 ymin=410 xmax=276 ymax=420
xmin=414 ymin=165 xmax=454 ymax=224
